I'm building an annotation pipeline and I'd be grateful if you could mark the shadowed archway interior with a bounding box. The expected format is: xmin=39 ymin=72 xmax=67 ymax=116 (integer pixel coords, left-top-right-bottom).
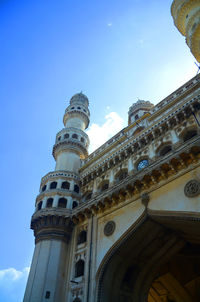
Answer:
xmin=97 ymin=217 xmax=200 ymax=302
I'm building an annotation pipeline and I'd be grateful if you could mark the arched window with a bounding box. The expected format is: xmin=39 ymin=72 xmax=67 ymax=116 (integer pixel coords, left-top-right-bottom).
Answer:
xmin=64 ymin=133 xmax=69 ymax=139
xmin=137 ymin=159 xmax=149 ymax=171
xmin=75 ymin=260 xmax=85 ymax=278
xmin=183 ymin=129 xmax=197 ymax=142
xmin=77 ymin=230 xmax=87 ymax=244
xmin=74 ymin=184 xmax=80 ymax=193
xmin=61 ymin=181 xmax=70 ymax=190
xmin=135 ymin=114 xmax=139 ymax=120
xmin=50 ymin=181 xmax=57 ymax=189
xmin=58 ymin=136 xmax=61 ymax=141
xmin=58 ymin=198 xmax=67 ymax=208
xmin=81 ymin=137 xmax=85 ymax=143
xmin=46 ymin=198 xmax=53 ymax=208
xmin=159 ymin=145 xmax=172 ymax=156
xmin=38 ymin=201 xmax=42 ymax=211
xmin=72 ymin=134 xmax=78 ymax=139
xmin=72 ymin=201 xmax=78 ymax=209
xmin=77 ymin=106 xmax=81 ymax=110
xmin=42 ymin=185 xmax=46 ymax=192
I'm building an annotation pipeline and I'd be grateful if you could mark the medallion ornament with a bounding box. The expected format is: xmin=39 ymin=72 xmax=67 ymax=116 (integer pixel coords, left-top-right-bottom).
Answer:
xmin=104 ymin=221 xmax=116 ymax=236
xmin=184 ymin=179 xmax=200 ymax=197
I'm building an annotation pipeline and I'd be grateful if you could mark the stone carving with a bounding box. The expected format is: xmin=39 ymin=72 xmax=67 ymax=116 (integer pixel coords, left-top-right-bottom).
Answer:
xmin=104 ymin=221 xmax=116 ymax=236
xmin=184 ymin=179 xmax=200 ymax=197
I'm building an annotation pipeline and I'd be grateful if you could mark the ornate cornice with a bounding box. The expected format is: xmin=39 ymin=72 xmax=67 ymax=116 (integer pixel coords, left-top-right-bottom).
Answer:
xmin=52 ymin=140 xmax=88 ymax=160
xmin=72 ymin=139 xmax=200 ymax=224
xmin=31 ymin=208 xmax=73 ymax=243
xmin=40 ymin=170 xmax=79 ymax=187
xmin=36 ymin=188 xmax=81 ymax=203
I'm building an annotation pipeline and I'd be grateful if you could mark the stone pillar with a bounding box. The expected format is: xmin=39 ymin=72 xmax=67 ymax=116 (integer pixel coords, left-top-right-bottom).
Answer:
xmin=128 ymin=158 xmax=134 ymax=174
xmin=109 ymin=169 xmax=114 ymax=186
xmin=53 ymin=195 xmax=59 ymax=208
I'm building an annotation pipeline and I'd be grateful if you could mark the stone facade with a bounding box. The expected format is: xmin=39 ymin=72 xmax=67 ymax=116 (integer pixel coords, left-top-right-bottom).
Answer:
xmin=24 ymin=74 xmax=200 ymax=302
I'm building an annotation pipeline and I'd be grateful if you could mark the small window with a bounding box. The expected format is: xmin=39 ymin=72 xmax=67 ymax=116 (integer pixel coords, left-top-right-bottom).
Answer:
xmin=72 ymin=201 xmax=78 ymax=209
xmin=183 ymin=130 xmax=197 ymax=142
xmin=46 ymin=198 xmax=53 ymax=208
xmin=72 ymin=134 xmax=78 ymax=139
xmin=58 ymin=136 xmax=61 ymax=141
xmin=45 ymin=291 xmax=50 ymax=299
xmin=77 ymin=230 xmax=87 ymax=244
xmin=64 ymin=133 xmax=69 ymax=139
xmin=61 ymin=181 xmax=70 ymax=189
xmin=42 ymin=185 xmax=46 ymax=192
xmin=81 ymin=137 xmax=85 ymax=143
xmin=135 ymin=114 xmax=139 ymax=120
xmin=75 ymin=260 xmax=85 ymax=277
xmin=50 ymin=181 xmax=57 ymax=189
xmin=74 ymin=184 xmax=80 ymax=193
xmin=77 ymin=106 xmax=81 ymax=109
xmin=137 ymin=159 xmax=149 ymax=171
xmin=38 ymin=201 xmax=42 ymax=211
xmin=58 ymin=198 xmax=67 ymax=208
xmin=159 ymin=145 xmax=172 ymax=157
xmin=71 ymin=107 xmax=75 ymax=109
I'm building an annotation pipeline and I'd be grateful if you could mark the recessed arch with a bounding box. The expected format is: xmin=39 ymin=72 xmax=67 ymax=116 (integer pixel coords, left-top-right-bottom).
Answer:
xmin=58 ymin=197 xmax=67 ymax=208
xmin=50 ymin=181 xmax=57 ymax=189
xmin=37 ymin=201 xmax=42 ymax=211
xmin=96 ymin=212 xmax=200 ymax=302
xmin=61 ymin=181 xmax=70 ymax=190
xmin=46 ymin=198 xmax=53 ymax=208
xmin=74 ymin=184 xmax=80 ymax=193
xmin=156 ymin=142 xmax=172 ymax=157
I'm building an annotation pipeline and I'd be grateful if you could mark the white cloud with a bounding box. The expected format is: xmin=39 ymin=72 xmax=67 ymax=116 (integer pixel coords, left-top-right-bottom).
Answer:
xmin=87 ymin=112 xmax=124 ymax=153
xmin=0 ymin=267 xmax=30 ymax=302
xmin=0 ymin=267 xmax=29 ymax=282
xmin=107 ymin=22 xmax=112 ymax=26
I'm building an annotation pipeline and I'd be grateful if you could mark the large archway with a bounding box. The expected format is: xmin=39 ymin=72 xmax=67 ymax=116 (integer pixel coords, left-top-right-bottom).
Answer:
xmin=97 ymin=215 xmax=200 ymax=302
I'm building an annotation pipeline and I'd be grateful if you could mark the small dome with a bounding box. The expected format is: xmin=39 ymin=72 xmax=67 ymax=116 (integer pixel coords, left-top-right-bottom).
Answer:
xmin=128 ymin=100 xmax=154 ymax=125
xmin=128 ymin=100 xmax=154 ymax=116
xmin=70 ymin=92 xmax=89 ymax=107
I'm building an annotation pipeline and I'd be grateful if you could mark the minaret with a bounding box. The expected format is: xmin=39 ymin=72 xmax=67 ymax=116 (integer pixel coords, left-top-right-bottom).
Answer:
xmin=171 ymin=0 xmax=200 ymax=62
xmin=23 ymin=93 xmax=90 ymax=302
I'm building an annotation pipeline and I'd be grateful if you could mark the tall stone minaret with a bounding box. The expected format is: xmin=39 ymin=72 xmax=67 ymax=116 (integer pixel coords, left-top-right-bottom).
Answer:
xmin=23 ymin=93 xmax=90 ymax=302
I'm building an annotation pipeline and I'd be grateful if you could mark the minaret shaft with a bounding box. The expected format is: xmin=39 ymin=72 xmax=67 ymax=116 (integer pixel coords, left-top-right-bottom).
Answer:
xmin=24 ymin=93 xmax=90 ymax=302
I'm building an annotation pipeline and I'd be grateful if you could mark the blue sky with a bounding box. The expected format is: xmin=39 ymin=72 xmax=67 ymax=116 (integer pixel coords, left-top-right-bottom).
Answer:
xmin=0 ymin=0 xmax=198 ymax=301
